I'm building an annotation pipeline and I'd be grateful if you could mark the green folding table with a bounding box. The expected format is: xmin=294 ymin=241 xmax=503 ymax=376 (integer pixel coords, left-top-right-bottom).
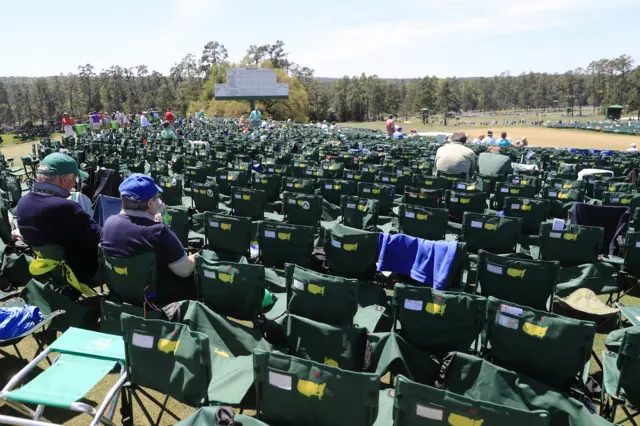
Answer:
xmin=0 ymin=327 xmax=126 ymax=426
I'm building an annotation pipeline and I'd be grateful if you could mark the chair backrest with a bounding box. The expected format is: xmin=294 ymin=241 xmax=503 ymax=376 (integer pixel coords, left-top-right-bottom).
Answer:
xmin=157 ymin=176 xmax=183 ymax=206
xmin=204 ymin=213 xmax=252 ymax=256
xmin=446 ymin=190 xmax=487 ymax=223
xmin=393 ymin=284 xmax=487 ymax=356
xmin=391 ymin=375 xmax=550 ymax=426
xmin=99 ymin=246 xmax=157 ymax=306
xmin=217 ymin=169 xmax=250 ymax=195
xmin=121 ymin=314 xmax=211 ymax=407
xmin=190 ymin=181 xmax=220 ymax=212
xmin=404 ymin=186 xmax=443 ymax=208
xmin=502 ymin=197 xmax=549 ymax=235
xmin=594 ymin=181 xmax=635 ymax=200
xmin=538 ymin=222 xmax=603 ymax=266
xmin=258 ymin=221 xmax=315 ymax=268
xmin=614 ymin=327 xmax=640 ymax=401
xmin=547 ymin=178 xmax=585 ymax=191
xmin=507 ymin=174 xmax=541 ymax=191
xmin=253 ymin=350 xmax=380 ymax=426
xmin=476 ymin=250 xmax=559 ymax=311
xmin=375 ymin=172 xmax=411 ymax=193
xmin=484 ymin=296 xmax=596 ymax=391
xmin=323 ymin=224 xmax=380 ymax=279
xmin=319 ymin=179 xmax=357 ymax=206
xmin=542 ymin=187 xmax=585 ymax=218
xmin=341 ymin=195 xmax=379 ymax=230
xmin=494 ymin=182 xmax=537 ymax=209
xmin=231 ymin=187 xmax=266 ymax=220
xmin=283 ymin=192 xmax=323 ymax=227
xmin=194 ymin=256 xmax=265 ymax=321
xmin=461 ymin=212 xmax=522 ymax=254
xmin=164 ymin=206 xmax=190 ymax=247
xmin=438 ymin=171 xmax=469 ymax=189
xmin=412 ymin=175 xmax=446 ymax=190
xmin=284 ymin=264 xmax=358 ymax=328
xmin=624 ymin=231 xmax=640 ymax=276
xmin=283 ymin=177 xmax=316 ymax=195
xmin=185 ymin=166 xmax=207 ymax=185
xmin=253 ymin=173 xmax=282 ymax=202
xmin=398 ymin=204 xmax=448 ymax=241
xmin=603 ymin=192 xmax=640 ymax=211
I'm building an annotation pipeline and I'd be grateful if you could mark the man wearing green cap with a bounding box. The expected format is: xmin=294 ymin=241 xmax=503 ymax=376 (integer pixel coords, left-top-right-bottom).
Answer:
xmin=16 ymin=153 xmax=102 ymax=285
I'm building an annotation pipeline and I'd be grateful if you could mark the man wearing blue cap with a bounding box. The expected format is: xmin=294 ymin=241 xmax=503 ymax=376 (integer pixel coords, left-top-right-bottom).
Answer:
xmin=101 ymin=174 xmax=196 ymax=303
xmin=17 ymin=153 xmax=101 ymax=285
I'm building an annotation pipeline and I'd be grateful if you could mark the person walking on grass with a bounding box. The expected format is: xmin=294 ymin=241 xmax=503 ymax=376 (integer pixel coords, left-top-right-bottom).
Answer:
xmin=61 ymin=112 xmax=76 ymax=138
xmin=386 ymin=115 xmax=395 ymax=137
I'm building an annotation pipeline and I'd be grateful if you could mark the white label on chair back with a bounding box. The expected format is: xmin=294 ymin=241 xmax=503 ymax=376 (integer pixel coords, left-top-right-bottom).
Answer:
xmin=552 ymin=218 xmax=565 ymax=231
xmin=499 ymin=304 xmax=524 ymax=317
xmin=347 ymin=203 xmax=356 ymax=209
xmin=549 ymin=232 xmax=562 ymax=239
xmin=471 ymin=221 xmax=483 ymax=229
xmin=269 ymin=372 xmax=292 ymax=390
xmin=500 ymin=188 xmax=509 ymax=193
xmin=457 ymin=183 xmax=466 ymax=189
xmin=293 ymin=279 xmax=305 ymax=290
xmin=486 ymin=264 xmax=503 ymax=275
xmin=450 ymin=197 xmax=458 ymax=202
xmin=510 ymin=204 xmax=520 ymax=210
xmin=416 ymin=404 xmax=443 ymax=420
xmin=636 ymin=241 xmax=640 ymax=248
xmin=404 ymin=299 xmax=423 ymax=311
xmin=203 ymin=270 xmax=216 ymax=279
xmin=405 ymin=211 xmax=415 ymax=219
xmin=264 ymin=231 xmax=276 ymax=239
xmin=554 ymin=183 xmax=562 ymax=188
xmin=611 ymin=198 xmax=620 ymax=203
xmin=210 ymin=221 xmax=219 ymax=228
xmin=132 ymin=333 xmax=154 ymax=349
xmin=331 ymin=239 xmax=341 ymax=248
xmin=497 ymin=313 xmax=520 ymax=330
xmin=325 ymin=184 xmax=333 ymax=189
xmin=548 ymin=191 xmax=557 ymax=198
xmin=234 ymin=194 xmax=241 ymax=199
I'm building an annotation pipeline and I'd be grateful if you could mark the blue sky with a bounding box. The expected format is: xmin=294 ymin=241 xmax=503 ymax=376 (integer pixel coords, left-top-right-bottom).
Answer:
xmin=2 ymin=0 xmax=640 ymax=79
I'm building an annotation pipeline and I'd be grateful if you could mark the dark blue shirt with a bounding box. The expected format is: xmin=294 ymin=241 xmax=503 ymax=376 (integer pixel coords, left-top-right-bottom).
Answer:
xmin=16 ymin=182 xmax=102 ymax=282
xmin=100 ymin=211 xmax=186 ymax=282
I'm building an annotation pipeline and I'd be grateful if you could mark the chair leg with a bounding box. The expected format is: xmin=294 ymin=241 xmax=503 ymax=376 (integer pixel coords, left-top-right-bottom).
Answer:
xmin=154 ymin=394 xmax=170 ymax=425
xmin=129 ymin=387 xmax=156 ymax=426
xmin=136 ymin=387 xmax=181 ymax=422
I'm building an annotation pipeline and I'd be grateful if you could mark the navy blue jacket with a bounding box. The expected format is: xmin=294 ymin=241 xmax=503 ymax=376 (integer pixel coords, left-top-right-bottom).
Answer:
xmin=16 ymin=183 xmax=102 ymax=283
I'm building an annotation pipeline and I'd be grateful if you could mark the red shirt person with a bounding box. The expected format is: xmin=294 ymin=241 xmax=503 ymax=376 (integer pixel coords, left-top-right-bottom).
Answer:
xmin=385 ymin=115 xmax=395 ymax=137
xmin=61 ymin=113 xmax=76 ymax=137
xmin=165 ymin=108 xmax=176 ymax=123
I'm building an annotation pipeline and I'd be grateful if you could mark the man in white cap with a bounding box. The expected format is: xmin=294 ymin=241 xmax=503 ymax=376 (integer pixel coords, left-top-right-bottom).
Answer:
xmin=628 ymin=143 xmax=638 ymax=152
xmin=483 ymin=130 xmax=496 ymax=146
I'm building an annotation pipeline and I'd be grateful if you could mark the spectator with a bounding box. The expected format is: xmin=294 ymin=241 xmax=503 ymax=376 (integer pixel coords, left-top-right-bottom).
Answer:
xmin=321 ymin=120 xmax=329 ymax=130
xmin=407 ymin=129 xmax=419 ymax=138
xmin=483 ymin=130 xmax=496 ymax=146
xmin=250 ymin=108 xmax=262 ymax=127
xmin=239 ymin=114 xmax=246 ymax=127
xmin=385 ymin=115 xmax=395 ymax=137
xmin=140 ymin=111 xmax=151 ymax=128
xmin=497 ymin=131 xmax=511 ymax=147
xmin=521 ymin=137 xmax=528 ymax=147
xmin=160 ymin=121 xmax=177 ymax=141
xmin=477 ymin=146 xmax=513 ymax=178
xmin=102 ymin=112 xmax=111 ymax=129
xmin=61 ymin=112 xmax=76 ymax=138
xmin=628 ymin=143 xmax=638 ymax=152
xmin=16 ymin=153 xmax=101 ymax=285
xmin=393 ymin=126 xmax=404 ymax=139
xmin=434 ymin=131 xmax=476 ymax=179
xmin=164 ymin=107 xmax=176 ymax=126
xmin=101 ymin=174 xmax=196 ymax=304
xmin=90 ymin=112 xmax=101 ymax=132
xmin=472 ymin=134 xmax=485 ymax=144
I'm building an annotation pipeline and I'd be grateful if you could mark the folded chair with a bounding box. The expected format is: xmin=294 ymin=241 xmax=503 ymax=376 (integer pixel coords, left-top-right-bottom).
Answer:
xmin=319 ymin=179 xmax=357 ymax=206
xmin=503 ymin=197 xmax=550 ymax=235
xmin=191 ymin=181 xmax=220 ymax=212
xmin=446 ymin=190 xmax=486 ymax=223
xmin=282 ymin=177 xmax=315 ymax=195
xmin=358 ymin=183 xmax=394 ymax=216
xmin=403 ymin=186 xmax=443 ymax=208
xmin=257 ymin=221 xmax=315 ymax=269
xmin=156 ymin=176 xmax=183 ymax=207
xmin=253 ymin=350 xmax=380 ymax=426
xmin=461 ymin=212 xmax=522 ymax=255
xmin=323 ymin=223 xmax=380 ymax=280
xmin=253 ymin=173 xmax=282 ymax=202
xmin=341 ymin=195 xmax=380 ymax=230
xmin=231 ymin=187 xmax=267 ymax=221
xmin=282 ymin=192 xmax=322 ymax=227
xmin=493 ymin=182 xmax=537 ymax=210
xmin=397 ymin=204 xmax=448 ymax=241
xmin=0 ymin=327 xmax=127 ymax=426
xmin=204 ymin=213 xmax=252 ymax=259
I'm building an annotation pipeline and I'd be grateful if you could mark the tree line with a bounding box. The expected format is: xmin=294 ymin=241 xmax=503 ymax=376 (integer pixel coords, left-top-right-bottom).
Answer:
xmin=0 ymin=43 xmax=639 ymax=131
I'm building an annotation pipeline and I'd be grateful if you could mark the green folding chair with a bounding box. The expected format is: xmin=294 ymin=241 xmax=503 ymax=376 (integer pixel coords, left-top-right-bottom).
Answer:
xmin=184 ymin=166 xmax=207 ymax=185
xmin=174 ymin=407 xmax=268 ymax=426
xmin=283 ymin=177 xmax=316 ymax=195
xmin=397 ymin=204 xmax=448 ymax=241
xmin=603 ymin=192 xmax=640 ymax=211
xmin=537 ymin=222 xmax=603 ymax=267
xmin=379 ymin=375 xmax=550 ymax=426
xmin=191 ymin=181 xmax=220 ymax=212
xmin=319 ymin=179 xmax=357 ymax=206
xmin=541 ymin=187 xmax=585 ymax=218
xmin=120 ymin=314 xmax=211 ymax=425
xmin=341 ymin=195 xmax=380 ymax=230
xmin=547 ymin=178 xmax=586 ymax=191
xmin=99 ymin=244 xmax=156 ymax=305
xmin=474 ymin=173 xmax=499 ymax=195
xmin=493 ymin=182 xmax=537 ymax=210
xmin=253 ymin=350 xmax=380 ymax=426
xmin=257 ymin=221 xmax=315 ymax=269
xmin=483 ymin=296 xmax=596 ymax=392
xmin=507 ymin=174 xmax=541 ymax=191
xmin=283 ymin=192 xmax=322 ymax=227
xmin=502 ymin=197 xmax=550 ymax=235
xmin=403 ymin=186 xmax=443 ymax=208
xmin=253 ymin=173 xmax=282 ymax=202
xmin=231 ymin=187 xmax=267 ymax=220
xmin=601 ymin=327 xmax=640 ymax=425
xmin=412 ymin=175 xmax=446 ymax=190
xmin=438 ymin=171 xmax=469 ymax=189
xmin=476 ymin=250 xmax=559 ymax=311
xmin=194 ymin=256 xmax=265 ymax=322
xmin=461 ymin=212 xmax=522 ymax=254
xmin=323 ymin=224 xmax=379 ymax=280
xmin=393 ymin=284 xmax=486 ymax=356
xmin=0 ymin=327 xmax=127 ymax=426
xmin=164 ymin=206 xmax=190 ymax=247
xmin=204 ymin=213 xmax=252 ymax=258
xmin=156 ymin=176 xmax=183 ymax=207
xmin=596 ymin=182 xmax=635 ymax=201
xmin=344 ymin=169 xmax=371 ymax=183
xmin=446 ymin=190 xmax=487 ymax=223
xmin=358 ymin=182 xmax=394 ymax=216
xmin=217 ymin=169 xmax=250 ymax=195
xmin=375 ymin=172 xmax=411 ymax=194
